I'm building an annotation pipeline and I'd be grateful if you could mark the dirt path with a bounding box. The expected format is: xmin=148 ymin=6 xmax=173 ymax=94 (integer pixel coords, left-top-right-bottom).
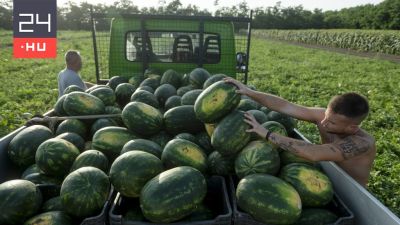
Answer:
xmin=263 ymin=38 xmax=400 ymax=64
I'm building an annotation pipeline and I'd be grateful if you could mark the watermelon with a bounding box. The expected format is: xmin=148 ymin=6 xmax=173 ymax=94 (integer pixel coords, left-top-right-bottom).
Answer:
xmin=124 ymin=202 xmax=145 ymax=222
xmin=236 ymin=99 xmax=260 ymax=111
xmin=181 ymin=73 xmax=190 ymax=86
xmin=207 ymin=151 xmax=234 ymax=175
xmin=115 ymin=83 xmax=136 ymax=107
xmin=211 ymin=110 xmax=251 ymax=156
xmin=136 ymin=85 xmax=154 ymax=93
xmin=41 ymin=196 xmax=63 ymax=212
xmin=261 ymin=121 xmax=288 ymax=148
xmin=63 ymin=85 xmax=84 ymax=95
xmin=122 ymin=102 xmax=163 ymax=136
xmin=236 ymin=174 xmax=302 ymax=225
xmin=164 ymin=105 xmax=204 ymax=135
xmin=90 ymin=118 xmax=118 ymax=137
xmin=194 ymin=81 xmax=240 ymax=123
xmin=154 ymin=84 xmax=177 ymax=107
xmin=60 ymin=167 xmax=110 ymax=218
xmin=89 ymin=86 xmax=116 ymax=106
xmin=92 ymin=126 xmax=137 ymax=160
xmin=128 ymin=76 xmax=142 ymax=88
xmin=177 ymin=85 xmax=195 ymax=96
xmin=294 ymin=208 xmax=338 ymax=225
xmin=144 ymin=68 xmax=161 ymax=77
xmin=85 ymin=85 xmax=109 ymax=93
xmin=0 ymin=180 xmax=42 ymax=225
xmin=110 ymin=151 xmax=163 ymax=197
xmin=280 ymin=151 xmax=315 ymax=166
xmin=149 ymin=131 xmax=172 ymax=148
xmin=235 ymin=140 xmax=280 ymax=178
xmin=268 ymin=111 xmax=297 ymax=132
xmin=203 ymin=73 xmax=227 ymax=89
xmin=130 ymin=90 xmax=159 ymax=108
xmin=247 ymin=109 xmax=268 ymax=124
xmin=105 ymin=106 xmax=123 ymax=125
xmin=182 ymin=203 xmax=214 ymax=221
xmin=181 ymin=89 xmax=203 ymax=105
xmin=63 ymin=92 xmax=105 ymax=116
xmin=164 ymin=95 xmax=182 ymax=110
xmin=55 ymin=119 xmax=87 ymax=139
xmin=161 ymin=139 xmax=207 ymax=173
xmin=54 ymin=95 xmax=67 ymax=116
xmin=140 ymin=166 xmax=207 ymax=223
xmin=56 ymin=132 xmax=85 ymax=151
xmin=280 ymin=163 xmax=334 ymax=207
xmin=8 ymin=125 xmax=53 ymax=168
xmin=35 ymin=138 xmax=80 ymax=177
xmin=24 ymin=211 xmax=72 ymax=225
xmin=189 ymin=68 xmax=210 ymax=88
xmin=174 ymin=133 xmax=198 ymax=145
xmin=21 ymin=164 xmax=41 ymax=179
xmin=260 ymin=106 xmax=272 ymax=115
xmin=108 ymin=76 xmax=129 ymax=90
xmin=204 ymin=123 xmax=216 ymax=137
xmin=70 ymin=150 xmax=109 ymax=173
xmin=161 ymin=69 xmax=181 ymax=88
xmin=140 ymin=77 xmax=160 ymax=90
xmin=24 ymin=172 xmax=62 ymax=185
xmin=195 ymin=131 xmax=213 ymax=155
xmin=121 ymin=139 xmax=163 ymax=158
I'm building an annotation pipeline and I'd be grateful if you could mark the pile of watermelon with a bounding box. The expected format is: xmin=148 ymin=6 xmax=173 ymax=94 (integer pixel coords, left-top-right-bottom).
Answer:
xmin=1 ymin=67 xmax=339 ymax=225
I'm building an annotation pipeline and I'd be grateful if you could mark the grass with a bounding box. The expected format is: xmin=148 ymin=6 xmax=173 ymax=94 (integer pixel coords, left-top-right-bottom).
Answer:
xmin=0 ymin=30 xmax=399 ymax=216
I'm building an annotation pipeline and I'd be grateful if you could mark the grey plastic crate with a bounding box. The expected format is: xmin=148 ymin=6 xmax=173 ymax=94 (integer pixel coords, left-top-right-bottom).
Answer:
xmin=228 ymin=176 xmax=354 ymax=225
xmin=109 ymin=176 xmax=232 ymax=225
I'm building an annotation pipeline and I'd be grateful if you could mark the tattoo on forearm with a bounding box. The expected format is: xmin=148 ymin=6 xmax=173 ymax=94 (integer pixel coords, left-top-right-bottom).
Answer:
xmin=335 ymin=137 xmax=369 ymax=159
xmin=270 ymin=134 xmax=311 ymax=154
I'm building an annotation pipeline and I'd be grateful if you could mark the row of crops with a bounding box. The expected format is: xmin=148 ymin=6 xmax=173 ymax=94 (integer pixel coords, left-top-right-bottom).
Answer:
xmin=253 ymin=29 xmax=400 ymax=55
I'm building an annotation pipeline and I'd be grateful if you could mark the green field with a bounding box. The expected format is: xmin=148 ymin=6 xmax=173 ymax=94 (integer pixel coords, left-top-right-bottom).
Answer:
xmin=0 ymin=30 xmax=399 ymax=216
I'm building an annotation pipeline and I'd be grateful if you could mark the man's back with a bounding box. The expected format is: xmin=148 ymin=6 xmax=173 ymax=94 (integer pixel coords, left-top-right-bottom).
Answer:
xmin=57 ymin=68 xmax=86 ymax=98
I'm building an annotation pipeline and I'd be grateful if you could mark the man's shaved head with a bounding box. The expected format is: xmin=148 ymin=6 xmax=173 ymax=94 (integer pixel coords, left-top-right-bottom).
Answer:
xmin=65 ymin=50 xmax=82 ymax=72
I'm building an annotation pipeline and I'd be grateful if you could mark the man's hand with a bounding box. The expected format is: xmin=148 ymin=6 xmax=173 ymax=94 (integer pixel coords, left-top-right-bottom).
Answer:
xmin=243 ymin=112 xmax=268 ymax=138
xmin=223 ymin=77 xmax=252 ymax=96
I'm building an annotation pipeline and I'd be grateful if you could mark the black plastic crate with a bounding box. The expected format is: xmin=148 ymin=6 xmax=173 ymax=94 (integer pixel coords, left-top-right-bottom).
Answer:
xmin=227 ymin=176 xmax=354 ymax=225
xmin=109 ymin=176 xmax=232 ymax=225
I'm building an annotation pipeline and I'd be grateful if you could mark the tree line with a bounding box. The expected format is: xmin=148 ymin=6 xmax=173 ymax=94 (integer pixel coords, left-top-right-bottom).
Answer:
xmin=1 ymin=0 xmax=399 ymax=30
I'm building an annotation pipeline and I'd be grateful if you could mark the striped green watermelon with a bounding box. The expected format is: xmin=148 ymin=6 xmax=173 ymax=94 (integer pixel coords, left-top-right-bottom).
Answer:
xmin=195 ymin=131 xmax=213 ymax=155
xmin=108 ymin=76 xmax=129 ymax=90
xmin=235 ymin=140 xmax=280 ymax=178
xmin=267 ymin=111 xmax=297 ymax=133
xmin=149 ymin=131 xmax=172 ymax=148
xmin=280 ymin=151 xmax=315 ymax=166
xmin=63 ymin=92 xmax=105 ymax=116
xmin=8 ymin=125 xmax=53 ymax=168
xmin=181 ymin=89 xmax=203 ymax=105
xmin=236 ymin=174 xmax=302 ymax=225
xmin=35 ymin=138 xmax=80 ymax=177
xmin=140 ymin=77 xmax=160 ymax=90
xmin=24 ymin=211 xmax=72 ymax=225
xmin=55 ymin=119 xmax=87 ymax=139
xmin=115 ymin=83 xmax=137 ymax=107
xmin=21 ymin=164 xmax=41 ymax=179
xmin=247 ymin=109 xmax=268 ymax=124
xmin=70 ymin=150 xmax=109 ymax=173
xmin=122 ymin=102 xmax=163 ymax=136
xmin=154 ymin=84 xmax=177 ymax=107
xmin=181 ymin=73 xmax=190 ymax=86
xmin=182 ymin=203 xmax=214 ymax=221
xmin=85 ymin=84 xmax=109 ymax=93
xmin=211 ymin=110 xmax=251 ymax=156
xmin=60 ymin=167 xmax=110 ymax=218
xmin=56 ymin=132 xmax=85 ymax=151
xmin=177 ymin=85 xmax=195 ymax=96
xmin=41 ymin=196 xmax=63 ymax=212
xmin=104 ymin=106 xmax=123 ymax=125
xmin=174 ymin=133 xmax=198 ymax=145
xmin=260 ymin=106 xmax=272 ymax=115
xmin=90 ymin=118 xmax=118 ymax=137
xmin=0 ymin=180 xmax=42 ymax=225
xmin=144 ymin=68 xmax=161 ymax=77
xmin=204 ymin=123 xmax=216 ymax=137
xmin=121 ymin=139 xmax=163 ymax=158
xmin=89 ymin=86 xmax=116 ymax=106
xmin=280 ymin=163 xmax=334 ymax=207
xmin=128 ymin=76 xmax=142 ymax=88
xmin=110 ymin=151 xmax=163 ymax=198
xmin=203 ymin=73 xmax=227 ymax=89
xmin=130 ymin=90 xmax=159 ymax=108
xmin=261 ymin=121 xmax=288 ymax=148
xmin=164 ymin=105 xmax=204 ymax=135
xmin=140 ymin=166 xmax=207 ymax=223
xmin=236 ymin=99 xmax=260 ymax=111
xmin=24 ymin=172 xmax=62 ymax=185
xmin=161 ymin=69 xmax=181 ymax=88
xmin=164 ymin=95 xmax=182 ymax=110
xmin=207 ymin=151 xmax=234 ymax=175
xmin=294 ymin=208 xmax=338 ymax=225
xmin=189 ymin=68 xmax=210 ymax=88
xmin=194 ymin=81 xmax=240 ymax=123
xmin=63 ymin=85 xmax=84 ymax=95
xmin=54 ymin=95 xmax=67 ymax=116
xmin=161 ymin=139 xmax=207 ymax=173
xmin=136 ymin=85 xmax=155 ymax=93
xmin=92 ymin=126 xmax=137 ymax=160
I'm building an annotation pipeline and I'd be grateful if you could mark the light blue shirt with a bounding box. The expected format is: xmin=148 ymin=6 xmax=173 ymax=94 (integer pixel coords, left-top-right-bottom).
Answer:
xmin=57 ymin=68 xmax=86 ymax=98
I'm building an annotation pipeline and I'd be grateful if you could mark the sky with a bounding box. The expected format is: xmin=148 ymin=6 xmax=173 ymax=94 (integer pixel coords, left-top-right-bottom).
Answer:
xmin=58 ymin=0 xmax=384 ymax=12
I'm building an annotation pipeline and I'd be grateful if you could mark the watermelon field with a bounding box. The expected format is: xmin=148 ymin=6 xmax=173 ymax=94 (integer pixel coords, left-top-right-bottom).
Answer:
xmin=0 ymin=29 xmax=399 ymax=220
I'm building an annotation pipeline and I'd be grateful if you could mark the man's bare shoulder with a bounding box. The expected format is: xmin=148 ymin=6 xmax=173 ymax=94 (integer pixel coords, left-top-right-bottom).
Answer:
xmin=332 ymin=130 xmax=375 ymax=160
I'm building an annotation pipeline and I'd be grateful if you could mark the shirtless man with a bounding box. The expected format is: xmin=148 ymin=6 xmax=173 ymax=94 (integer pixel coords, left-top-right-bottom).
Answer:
xmin=225 ymin=78 xmax=376 ymax=187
